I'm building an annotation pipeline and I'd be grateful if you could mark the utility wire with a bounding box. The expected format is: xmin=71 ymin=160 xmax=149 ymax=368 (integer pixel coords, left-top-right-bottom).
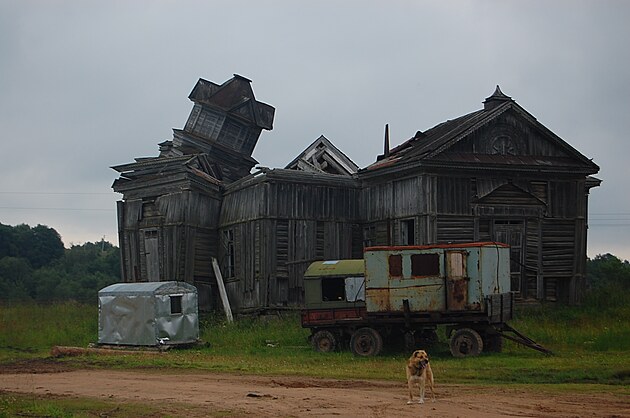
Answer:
xmin=0 ymin=207 xmax=113 ymax=212
xmin=0 ymin=191 xmax=114 ymax=195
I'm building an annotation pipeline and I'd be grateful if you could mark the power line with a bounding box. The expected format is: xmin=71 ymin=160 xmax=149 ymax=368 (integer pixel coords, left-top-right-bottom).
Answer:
xmin=0 ymin=191 xmax=114 ymax=195
xmin=590 ymin=212 xmax=630 ymax=216
xmin=0 ymin=207 xmax=113 ymax=212
xmin=590 ymin=224 xmax=630 ymax=227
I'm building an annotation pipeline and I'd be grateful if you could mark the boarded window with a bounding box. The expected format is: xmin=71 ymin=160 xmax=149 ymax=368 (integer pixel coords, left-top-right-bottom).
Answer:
xmin=411 ymin=253 xmax=440 ymax=277
xmin=389 ymin=254 xmax=402 ymax=277
xmin=363 ymin=225 xmax=376 ymax=248
xmin=345 ymin=277 xmax=365 ymax=302
xmin=446 ymin=251 xmax=466 ymax=278
xmin=170 ymin=295 xmax=182 ymax=315
xmin=222 ymin=229 xmax=235 ymax=278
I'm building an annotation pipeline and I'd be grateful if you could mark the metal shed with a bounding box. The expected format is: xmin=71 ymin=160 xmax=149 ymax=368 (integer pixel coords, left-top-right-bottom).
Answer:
xmin=98 ymin=281 xmax=199 ymax=347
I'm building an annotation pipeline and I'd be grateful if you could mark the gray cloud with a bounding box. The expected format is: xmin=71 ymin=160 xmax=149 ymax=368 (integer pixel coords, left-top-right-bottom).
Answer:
xmin=1 ymin=0 xmax=628 ymax=258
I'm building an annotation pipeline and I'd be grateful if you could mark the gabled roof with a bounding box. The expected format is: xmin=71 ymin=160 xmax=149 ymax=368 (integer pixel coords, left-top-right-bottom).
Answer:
xmin=365 ymin=86 xmax=599 ymax=174
xmin=188 ymin=74 xmax=275 ymax=130
xmin=285 ymin=135 xmax=359 ymax=176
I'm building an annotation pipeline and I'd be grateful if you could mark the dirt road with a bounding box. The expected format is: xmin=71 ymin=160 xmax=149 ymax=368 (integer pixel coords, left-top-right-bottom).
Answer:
xmin=0 ymin=362 xmax=628 ymax=417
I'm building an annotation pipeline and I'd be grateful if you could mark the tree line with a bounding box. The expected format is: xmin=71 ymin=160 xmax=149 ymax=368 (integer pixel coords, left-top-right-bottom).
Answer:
xmin=0 ymin=222 xmax=628 ymax=305
xmin=0 ymin=223 xmax=120 ymax=302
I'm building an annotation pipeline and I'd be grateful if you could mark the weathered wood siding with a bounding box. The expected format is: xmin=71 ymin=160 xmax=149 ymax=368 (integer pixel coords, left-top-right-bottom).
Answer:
xmin=359 ymin=165 xmax=590 ymax=303
xmin=218 ymin=172 xmax=362 ymax=311
xmin=451 ymin=110 xmax=573 ymax=158
xmin=117 ymin=189 xmax=222 ymax=307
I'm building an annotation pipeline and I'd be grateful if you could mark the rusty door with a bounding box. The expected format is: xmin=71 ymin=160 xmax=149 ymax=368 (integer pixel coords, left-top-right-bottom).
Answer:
xmin=446 ymin=250 xmax=468 ymax=310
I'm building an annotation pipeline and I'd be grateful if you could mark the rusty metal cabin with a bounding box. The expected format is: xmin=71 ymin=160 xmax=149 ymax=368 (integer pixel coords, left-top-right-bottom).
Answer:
xmin=363 ymin=243 xmax=511 ymax=313
xmin=112 ymin=78 xmax=599 ymax=310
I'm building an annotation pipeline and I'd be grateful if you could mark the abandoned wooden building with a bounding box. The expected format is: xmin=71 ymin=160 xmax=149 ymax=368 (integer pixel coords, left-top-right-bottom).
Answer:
xmin=112 ymin=76 xmax=600 ymax=310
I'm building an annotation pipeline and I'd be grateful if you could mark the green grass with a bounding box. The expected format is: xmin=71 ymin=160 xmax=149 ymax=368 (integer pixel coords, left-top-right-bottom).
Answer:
xmin=0 ymin=392 xmax=229 ymax=418
xmin=510 ymin=302 xmax=630 ymax=352
xmin=1 ymin=301 xmax=629 ymax=387
xmin=1 ymin=300 xmax=629 ymax=417
xmin=0 ymin=301 xmax=95 ymax=361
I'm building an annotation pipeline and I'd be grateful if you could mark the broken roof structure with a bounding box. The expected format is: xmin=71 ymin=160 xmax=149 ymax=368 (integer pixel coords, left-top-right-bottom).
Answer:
xmin=285 ymin=135 xmax=358 ymax=176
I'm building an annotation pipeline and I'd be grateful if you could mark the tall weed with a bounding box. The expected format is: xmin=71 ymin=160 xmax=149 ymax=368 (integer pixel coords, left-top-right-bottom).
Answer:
xmin=0 ymin=301 xmax=95 ymax=355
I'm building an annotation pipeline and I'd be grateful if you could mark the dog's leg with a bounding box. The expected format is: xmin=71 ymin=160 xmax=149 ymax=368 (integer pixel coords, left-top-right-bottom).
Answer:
xmin=418 ymin=375 xmax=425 ymax=404
xmin=407 ymin=379 xmax=416 ymax=404
xmin=427 ymin=367 xmax=436 ymax=402
xmin=406 ymin=366 xmax=415 ymax=404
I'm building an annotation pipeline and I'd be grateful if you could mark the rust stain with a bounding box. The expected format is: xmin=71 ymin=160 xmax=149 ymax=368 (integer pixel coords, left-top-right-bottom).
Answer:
xmin=446 ymin=278 xmax=468 ymax=311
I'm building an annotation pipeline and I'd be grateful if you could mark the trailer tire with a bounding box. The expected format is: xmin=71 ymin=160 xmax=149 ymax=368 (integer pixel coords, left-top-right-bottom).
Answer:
xmin=311 ymin=330 xmax=337 ymax=353
xmin=350 ymin=327 xmax=383 ymax=357
xmin=449 ymin=328 xmax=483 ymax=357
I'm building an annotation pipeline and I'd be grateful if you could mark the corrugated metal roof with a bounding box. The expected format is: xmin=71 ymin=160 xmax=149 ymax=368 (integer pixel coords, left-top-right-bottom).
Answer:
xmin=366 ymin=242 xmax=510 ymax=252
xmin=304 ymin=260 xmax=365 ymax=277
xmin=99 ymin=281 xmax=197 ymax=296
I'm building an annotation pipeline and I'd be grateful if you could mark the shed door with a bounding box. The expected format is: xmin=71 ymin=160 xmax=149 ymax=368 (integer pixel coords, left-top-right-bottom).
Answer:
xmin=144 ymin=229 xmax=160 ymax=281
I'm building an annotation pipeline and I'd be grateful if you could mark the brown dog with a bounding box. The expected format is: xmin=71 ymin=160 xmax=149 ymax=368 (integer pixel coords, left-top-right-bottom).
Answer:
xmin=405 ymin=349 xmax=435 ymax=404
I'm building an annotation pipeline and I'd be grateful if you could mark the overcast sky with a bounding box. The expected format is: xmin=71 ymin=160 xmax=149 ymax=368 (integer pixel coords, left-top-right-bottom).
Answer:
xmin=1 ymin=1 xmax=629 ymax=260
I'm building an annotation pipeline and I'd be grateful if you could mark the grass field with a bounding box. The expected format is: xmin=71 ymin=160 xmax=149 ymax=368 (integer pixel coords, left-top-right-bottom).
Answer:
xmin=1 ymin=299 xmax=629 ymax=416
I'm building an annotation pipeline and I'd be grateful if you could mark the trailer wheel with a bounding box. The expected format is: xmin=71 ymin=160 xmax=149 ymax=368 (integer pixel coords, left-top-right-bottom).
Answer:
xmin=311 ymin=330 xmax=337 ymax=353
xmin=449 ymin=328 xmax=483 ymax=357
xmin=350 ymin=327 xmax=383 ymax=356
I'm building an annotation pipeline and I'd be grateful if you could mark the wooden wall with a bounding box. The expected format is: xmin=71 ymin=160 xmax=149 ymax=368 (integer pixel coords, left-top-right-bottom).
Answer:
xmin=117 ymin=190 xmax=222 ymax=310
xmin=217 ymin=172 xmax=362 ymax=311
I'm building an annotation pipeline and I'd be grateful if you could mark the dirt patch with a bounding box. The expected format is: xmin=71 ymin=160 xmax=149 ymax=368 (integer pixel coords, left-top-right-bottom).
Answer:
xmin=0 ymin=358 xmax=74 ymax=374
xmin=0 ymin=363 xmax=628 ymax=417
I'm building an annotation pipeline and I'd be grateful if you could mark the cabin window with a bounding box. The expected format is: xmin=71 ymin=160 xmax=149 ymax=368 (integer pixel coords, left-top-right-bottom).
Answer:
xmin=322 ymin=278 xmax=345 ymax=301
xmin=400 ymin=219 xmax=415 ymax=245
xmin=222 ymin=229 xmax=235 ymax=278
xmin=170 ymin=295 xmax=183 ymax=315
xmin=411 ymin=253 xmax=440 ymax=277
xmin=389 ymin=254 xmax=403 ymax=277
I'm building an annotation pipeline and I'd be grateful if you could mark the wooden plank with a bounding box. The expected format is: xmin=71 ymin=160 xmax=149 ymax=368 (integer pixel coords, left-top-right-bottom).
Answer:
xmin=211 ymin=257 xmax=233 ymax=322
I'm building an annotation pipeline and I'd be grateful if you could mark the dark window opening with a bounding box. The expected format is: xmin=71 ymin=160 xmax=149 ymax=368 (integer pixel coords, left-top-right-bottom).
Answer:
xmin=389 ymin=254 xmax=403 ymax=277
xmin=401 ymin=219 xmax=415 ymax=245
xmin=170 ymin=295 xmax=183 ymax=315
xmin=363 ymin=225 xmax=376 ymax=248
xmin=411 ymin=253 xmax=440 ymax=277
xmin=321 ymin=278 xmax=345 ymax=301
